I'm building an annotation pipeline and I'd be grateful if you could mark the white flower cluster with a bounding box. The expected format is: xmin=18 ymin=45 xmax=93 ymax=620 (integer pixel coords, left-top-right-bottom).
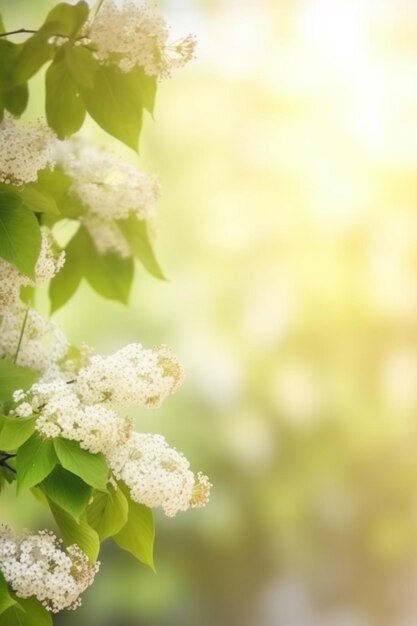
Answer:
xmin=0 ymin=117 xmax=55 ymax=185
xmin=0 ymin=307 xmax=68 ymax=375
xmin=8 ymin=307 xmax=210 ymax=517
xmin=86 ymin=0 xmax=196 ymax=77
xmin=0 ymin=227 xmax=65 ymax=312
xmin=108 ymin=433 xmax=211 ymax=517
xmin=0 ymin=526 xmax=98 ymax=612
xmin=76 ymin=343 xmax=184 ymax=407
xmin=14 ymin=379 xmax=132 ymax=455
xmin=55 ymin=143 xmax=161 ymax=258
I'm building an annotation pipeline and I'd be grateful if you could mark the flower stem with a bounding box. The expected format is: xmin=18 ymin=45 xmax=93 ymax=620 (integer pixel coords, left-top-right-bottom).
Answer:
xmin=13 ymin=308 xmax=29 ymax=365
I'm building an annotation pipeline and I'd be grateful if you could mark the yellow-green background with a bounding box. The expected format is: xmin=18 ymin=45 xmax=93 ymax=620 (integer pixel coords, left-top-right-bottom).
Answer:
xmin=2 ymin=1 xmax=417 ymax=624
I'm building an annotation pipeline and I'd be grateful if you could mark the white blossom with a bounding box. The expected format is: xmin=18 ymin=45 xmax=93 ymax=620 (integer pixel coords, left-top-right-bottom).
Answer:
xmin=15 ymin=379 xmax=132 ymax=455
xmin=86 ymin=1 xmax=196 ymax=77
xmin=0 ymin=117 xmax=55 ymax=185
xmin=75 ymin=343 xmax=184 ymax=408
xmin=83 ymin=215 xmax=132 ymax=258
xmin=0 ymin=227 xmax=65 ymax=313
xmin=55 ymin=142 xmax=161 ymax=257
xmin=60 ymin=146 xmax=161 ymax=222
xmin=108 ymin=432 xmax=211 ymax=517
xmin=0 ymin=525 xmax=98 ymax=612
xmin=0 ymin=307 xmax=68 ymax=375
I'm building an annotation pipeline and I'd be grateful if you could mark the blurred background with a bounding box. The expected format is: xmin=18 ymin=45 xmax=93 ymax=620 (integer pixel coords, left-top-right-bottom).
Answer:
xmin=3 ymin=0 xmax=417 ymax=624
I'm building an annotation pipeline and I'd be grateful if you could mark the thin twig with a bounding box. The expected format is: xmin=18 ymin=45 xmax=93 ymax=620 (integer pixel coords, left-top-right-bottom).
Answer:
xmin=0 ymin=28 xmax=37 ymax=38
xmin=13 ymin=307 xmax=29 ymax=365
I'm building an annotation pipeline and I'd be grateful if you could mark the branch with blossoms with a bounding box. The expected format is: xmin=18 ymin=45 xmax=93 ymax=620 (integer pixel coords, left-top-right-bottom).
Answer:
xmin=0 ymin=2 xmax=209 ymax=624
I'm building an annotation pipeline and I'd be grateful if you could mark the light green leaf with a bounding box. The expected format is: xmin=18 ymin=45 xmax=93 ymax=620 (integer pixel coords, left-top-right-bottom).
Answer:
xmin=133 ymin=66 xmax=157 ymax=115
xmin=16 ymin=434 xmax=57 ymax=492
xmin=36 ymin=168 xmax=72 ymax=201
xmin=0 ymin=571 xmax=16 ymax=615
xmin=49 ymin=226 xmax=85 ymax=313
xmin=65 ymin=46 xmax=98 ymax=88
xmin=45 ymin=57 xmax=85 ymax=139
xmin=87 ymin=484 xmax=128 ymax=541
xmin=118 ymin=215 xmax=165 ymax=279
xmin=0 ymin=193 xmax=41 ymax=278
xmin=0 ymin=359 xmax=37 ymax=402
xmin=114 ymin=485 xmax=155 ymax=570
xmin=43 ymin=1 xmax=90 ymax=37
xmin=40 ymin=465 xmax=92 ymax=520
xmin=82 ymin=227 xmax=134 ymax=303
xmin=53 ymin=438 xmax=108 ymax=491
xmin=81 ymin=64 xmax=143 ymax=150
xmin=49 ymin=500 xmax=100 ymax=562
xmin=2 ymin=595 xmax=52 ymax=626
xmin=19 ymin=184 xmax=59 ymax=215
xmin=0 ymin=415 xmax=36 ymax=450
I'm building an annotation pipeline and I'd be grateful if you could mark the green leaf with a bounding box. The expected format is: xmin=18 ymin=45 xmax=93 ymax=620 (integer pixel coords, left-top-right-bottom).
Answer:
xmin=87 ymin=484 xmax=128 ymax=541
xmin=12 ymin=31 xmax=54 ymax=85
xmin=0 ymin=415 xmax=36 ymax=450
xmin=81 ymin=64 xmax=143 ymax=150
xmin=134 ymin=66 xmax=157 ymax=115
xmin=36 ymin=168 xmax=72 ymax=201
xmin=16 ymin=434 xmax=57 ymax=492
xmin=45 ymin=58 xmax=85 ymax=139
xmin=53 ymin=438 xmax=108 ymax=491
xmin=1 ymin=596 xmax=52 ymax=626
xmin=49 ymin=226 xmax=85 ymax=312
xmin=43 ymin=1 xmax=90 ymax=37
xmin=118 ymin=216 xmax=165 ymax=279
xmin=83 ymin=228 xmax=134 ymax=303
xmin=19 ymin=185 xmax=59 ymax=215
xmin=0 ymin=571 xmax=16 ymax=615
xmin=48 ymin=500 xmax=100 ymax=562
xmin=40 ymin=465 xmax=92 ymax=520
xmin=65 ymin=46 xmax=98 ymax=88
xmin=4 ymin=83 xmax=28 ymax=116
xmin=0 ymin=359 xmax=37 ymax=402
xmin=114 ymin=485 xmax=155 ymax=570
xmin=0 ymin=40 xmax=23 ymax=94
xmin=0 ymin=193 xmax=42 ymax=278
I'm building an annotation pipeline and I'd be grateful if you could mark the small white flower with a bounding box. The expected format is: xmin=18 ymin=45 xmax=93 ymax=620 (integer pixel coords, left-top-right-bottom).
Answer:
xmin=0 ymin=525 xmax=99 ymax=613
xmin=108 ymin=432 xmax=211 ymax=517
xmin=0 ymin=117 xmax=55 ymax=185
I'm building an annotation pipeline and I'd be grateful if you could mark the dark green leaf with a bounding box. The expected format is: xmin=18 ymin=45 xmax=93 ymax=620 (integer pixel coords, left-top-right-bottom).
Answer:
xmin=40 ymin=465 xmax=92 ymax=519
xmin=118 ymin=215 xmax=165 ymax=279
xmin=49 ymin=500 xmax=100 ymax=562
xmin=0 ymin=359 xmax=37 ymax=402
xmin=0 ymin=415 xmax=36 ymax=450
xmin=81 ymin=64 xmax=143 ymax=150
xmin=65 ymin=46 xmax=98 ymax=88
xmin=49 ymin=226 xmax=85 ymax=313
xmin=16 ymin=434 xmax=57 ymax=492
xmin=87 ymin=484 xmax=128 ymax=541
xmin=83 ymin=227 xmax=134 ymax=303
xmin=12 ymin=31 xmax=54 ymax=85
xmin=4 ymin=83 xmax=28 ymax=116
xmin=53 ymin=438 xmax=108 ymax=491
xmin=1 ymin=596 xmax=52 ymax=626
xmin=0 ymin=571 xmax=16 ymax=615
xmin=0 ymin=193 xmax=41 ymax=278
xmin=45 ymin=58 xmax=85 ymax=139
xmin=114 ymin=485 xmax=155 ymax=570
xmin=19 ymin=184 xmax=59 ymax=215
